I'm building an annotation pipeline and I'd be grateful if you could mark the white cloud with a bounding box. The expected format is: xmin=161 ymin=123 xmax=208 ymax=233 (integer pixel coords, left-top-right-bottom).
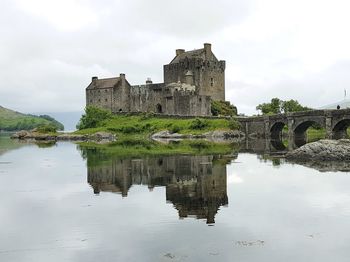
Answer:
xmin=14 ymin=0 xmax=99 ymax=32
xmin=1 ymin=0 xmax=350 ymax=114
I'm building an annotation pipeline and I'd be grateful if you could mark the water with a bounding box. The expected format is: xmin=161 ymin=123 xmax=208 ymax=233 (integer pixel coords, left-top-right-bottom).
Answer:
xmin=1 ymin=136 xmax=350 ymax=261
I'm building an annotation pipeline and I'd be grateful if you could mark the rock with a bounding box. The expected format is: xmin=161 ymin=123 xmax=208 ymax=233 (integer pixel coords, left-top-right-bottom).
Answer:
xmin=11 ymin=130 xmax=31 ymax=139
xmin=205 ymin=130 xmax=245 ymax=139
xmin=56 ymin=134 xmax=88 ymax=141
xmin=11 ymin=131 xmax=116 ymax=143
xmin=89 ymin=132 xmax=116 ymax=141
xmin=151 ymin=130 xmax=188 ymax=139
xmin=286 ymin=139 xmax=350 ymax=161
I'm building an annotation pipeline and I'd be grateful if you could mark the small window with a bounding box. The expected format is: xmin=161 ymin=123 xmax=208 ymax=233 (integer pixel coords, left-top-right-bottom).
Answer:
xmin=105 ymin=89 xmax=108 ymax=92
xmin=199 ymin=98 xmax=202 ymax=102
xmin=90 ymin=99 xmax=93 ymax=103
xmin=98 ymin=90 xmax=100 ymax=93
xmin=105 ymin=99 xmax=108 ymax=102
xmin=98 ymin=99 xmax=101 ymax=102
xmin=210 ymin=78 xmax=214 ymax=87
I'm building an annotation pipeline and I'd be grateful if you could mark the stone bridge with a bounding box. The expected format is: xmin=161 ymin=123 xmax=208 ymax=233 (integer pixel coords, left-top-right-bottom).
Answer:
xmin=238 ymin=109 xmax=350 ymax=149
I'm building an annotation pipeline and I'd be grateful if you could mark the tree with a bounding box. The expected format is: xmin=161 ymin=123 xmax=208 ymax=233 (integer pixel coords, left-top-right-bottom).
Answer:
xmin=76 ymin=106 xmax=113 ymax=130
xmin=256 ymin=98 xmax=311 ymax=115
xmin=281 ymin=99 xmax=311 ymax=113
xmin=256 ymin=98 xmax=282 ymax=115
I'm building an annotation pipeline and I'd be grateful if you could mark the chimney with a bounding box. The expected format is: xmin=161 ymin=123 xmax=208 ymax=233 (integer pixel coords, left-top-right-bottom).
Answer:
xmin=92 ymin=76 xmax=98 ymax=82
xmin=204 ymin=43 xmax=211 ymax=53
xmin=119 ymin=73 xmax=125 ymax=80
xmin=176 ymin=49 xmax=185 ymax=56
xmin=146 ymin=77 xmax=153 ymax=85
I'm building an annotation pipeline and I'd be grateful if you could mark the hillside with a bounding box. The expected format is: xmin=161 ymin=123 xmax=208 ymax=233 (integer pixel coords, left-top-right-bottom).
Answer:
xmin=0 ymin=106 xmax=64 ymax=131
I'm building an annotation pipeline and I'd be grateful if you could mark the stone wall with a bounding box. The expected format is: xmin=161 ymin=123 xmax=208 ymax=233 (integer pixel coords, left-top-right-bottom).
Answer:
xmin=163 ymin=58 xmax=225 ymax=101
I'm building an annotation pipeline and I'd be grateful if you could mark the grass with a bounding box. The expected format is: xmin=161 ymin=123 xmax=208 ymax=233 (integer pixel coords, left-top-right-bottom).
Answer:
xmin=74 ymin=114 xmax=236 ymax=139
xmin=78 ymin=139 xmax=239 ymax=166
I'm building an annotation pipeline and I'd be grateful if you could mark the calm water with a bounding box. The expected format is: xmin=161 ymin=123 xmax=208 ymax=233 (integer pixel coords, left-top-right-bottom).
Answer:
xmin=1 ymin=135 xmax=350 ymax=261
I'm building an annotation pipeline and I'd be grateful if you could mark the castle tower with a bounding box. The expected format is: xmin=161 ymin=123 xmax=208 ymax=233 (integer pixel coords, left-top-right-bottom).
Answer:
xmin=163 ymin=43 xmax=225 ymax=101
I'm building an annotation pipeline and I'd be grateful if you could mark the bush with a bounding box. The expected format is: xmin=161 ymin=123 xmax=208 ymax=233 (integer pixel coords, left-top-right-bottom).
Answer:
xmin=211 ymin=100 xmax=237 ymax=116
xmin=189 ymin=118 xmax=208 ymax=130
xmin=170 ymin=125 xmax=181 ymax=134
xmin=76 ymin=106 xmax=113 ymax=130
xmin=37 ymin=124 xmax=57 ymax=133
xmin=228 ymin=119 xmax=241 ymax=130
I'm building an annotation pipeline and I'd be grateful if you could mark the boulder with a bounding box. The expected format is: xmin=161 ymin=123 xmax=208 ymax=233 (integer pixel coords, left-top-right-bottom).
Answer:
xmin=286 ymin=139 xmax=350 ymax=161
xmin=11 ymin=130 xmax=31 ymax=139
xmin=151 ymin=130 xmax=188 ymax=139
xmin=89 ymin=132 xmax=116 ymax=141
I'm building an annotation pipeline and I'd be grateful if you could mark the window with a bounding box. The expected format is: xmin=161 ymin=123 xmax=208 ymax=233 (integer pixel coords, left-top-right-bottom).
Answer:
xmin=90 ymin=99 xmax=93 ymax=103
xmin=98 ymin=99 xmax=101 ymax=102
xmin=105 ymin=99 xmax=108 ymax=102
xmin=210 ymin=78 xmax=214 ymax=87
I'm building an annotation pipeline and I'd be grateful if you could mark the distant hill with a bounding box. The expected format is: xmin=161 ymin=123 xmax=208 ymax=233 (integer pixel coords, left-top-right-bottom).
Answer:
xmin=33 ymin=111 xmax=83 ymax=131
xmin=0 ymin=106 xmax=64 ymax=131
xmin=319 ymin=99 xmax=350 ymax=110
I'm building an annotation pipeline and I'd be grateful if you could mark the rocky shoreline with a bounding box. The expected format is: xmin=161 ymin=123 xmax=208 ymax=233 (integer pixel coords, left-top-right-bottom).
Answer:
xmin=11 ymin=130 xmax=116 ymax=143
xmin=151 ymin=130 xmax=245 ymax=142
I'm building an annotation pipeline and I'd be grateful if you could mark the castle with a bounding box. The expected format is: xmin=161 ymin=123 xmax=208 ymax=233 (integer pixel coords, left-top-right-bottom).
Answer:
xmin=86 ymin=43 xmax=225 ymax=116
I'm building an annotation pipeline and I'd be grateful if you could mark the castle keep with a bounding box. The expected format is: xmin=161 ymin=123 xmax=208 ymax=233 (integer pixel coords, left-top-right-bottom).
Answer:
xmin=86 ymin=43 xmax=225 ymax=116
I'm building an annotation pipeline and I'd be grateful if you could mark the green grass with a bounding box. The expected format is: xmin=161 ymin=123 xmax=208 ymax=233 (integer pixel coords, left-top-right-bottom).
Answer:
xmin=0 ymin=106 xmax=64 ymax=131
xmin=78 ymin=139 xmax=238 ymax=166
xmin=306 ymin=128 xmax=326 ymax=142
xmin=75 ymin=114 xmax=236 ymax=139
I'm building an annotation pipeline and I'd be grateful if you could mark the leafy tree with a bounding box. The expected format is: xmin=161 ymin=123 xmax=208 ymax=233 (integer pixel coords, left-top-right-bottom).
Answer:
xmin=76 ymin=106 xmax=113 ymax=130
xmin=281 ymin=99 xmax=311 ymax=113
xmin=256 ymin=98 xmax=311 ymax=115
xmin=211 ymin=100 xmax=237 ymax=116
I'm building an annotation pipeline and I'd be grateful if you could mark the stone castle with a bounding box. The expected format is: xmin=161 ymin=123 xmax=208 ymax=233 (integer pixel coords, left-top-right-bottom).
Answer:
xmin=86 ymin=43 xmax=225 ymax=116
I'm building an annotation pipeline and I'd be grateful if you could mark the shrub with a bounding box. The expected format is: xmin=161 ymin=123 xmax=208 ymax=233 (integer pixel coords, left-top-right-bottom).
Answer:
xmin=189 ymin=118 xmax=208 ymax=130
xmin=76 ymin=106 xmax=113 ymax=130
xmin=228 ymin=119 xmax=241 ymax=130
xmin=211 ymin=100 xmax=237 ymax=116
xmin=170 ymin=125 xmax=181 ymax=134
xmin=37 ymin=124 xmax=57 ymax=133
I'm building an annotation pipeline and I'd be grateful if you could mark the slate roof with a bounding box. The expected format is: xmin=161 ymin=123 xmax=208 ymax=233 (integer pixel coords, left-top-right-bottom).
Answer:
xmin=86 ymin=77 xmax=121 ymax=89
xmin=170 ymin=48 xmax=206 ymax=64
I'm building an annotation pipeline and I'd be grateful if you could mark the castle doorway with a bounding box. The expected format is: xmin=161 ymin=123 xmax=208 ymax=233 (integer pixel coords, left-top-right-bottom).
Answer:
xmin=156 ymin=104 xmax=162 ymax=113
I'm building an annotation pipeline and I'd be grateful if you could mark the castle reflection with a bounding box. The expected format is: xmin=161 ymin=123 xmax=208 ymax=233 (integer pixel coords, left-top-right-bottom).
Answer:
xmin=83 ymin=149 xmax=232 ymax=224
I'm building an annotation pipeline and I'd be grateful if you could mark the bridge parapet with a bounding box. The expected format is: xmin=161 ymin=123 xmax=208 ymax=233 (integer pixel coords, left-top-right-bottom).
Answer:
xmin=237 ymin=109 xmax=350 ymax=147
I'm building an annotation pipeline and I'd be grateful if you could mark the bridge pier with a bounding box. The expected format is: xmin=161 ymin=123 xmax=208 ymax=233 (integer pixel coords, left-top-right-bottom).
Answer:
xmin=325 ymin=114 xmax=333 ymax=139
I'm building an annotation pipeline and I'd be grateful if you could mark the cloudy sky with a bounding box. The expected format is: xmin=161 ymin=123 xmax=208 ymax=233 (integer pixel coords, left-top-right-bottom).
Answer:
xmin=1 ymin=0 xmax=350 ymax=115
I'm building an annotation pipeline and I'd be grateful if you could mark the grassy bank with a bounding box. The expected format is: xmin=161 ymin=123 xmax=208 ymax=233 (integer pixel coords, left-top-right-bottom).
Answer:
xmin=75 ymin=113 xmax=238 ymax=140
xmin=78 ymin=139 xmax=238 ymax=162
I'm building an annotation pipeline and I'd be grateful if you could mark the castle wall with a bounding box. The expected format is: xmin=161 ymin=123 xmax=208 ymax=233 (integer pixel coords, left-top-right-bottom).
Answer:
xmin=163 ymin=59 xmax=225 ymax=101
xmin=130 ymin=84 xmax=165 ymax=113
xmin=86 ymin=87 xmax=113 ymax=111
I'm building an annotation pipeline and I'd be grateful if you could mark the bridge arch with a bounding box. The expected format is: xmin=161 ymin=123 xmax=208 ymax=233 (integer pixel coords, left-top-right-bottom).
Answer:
xmin=332 ymin=119 xmax=350 ymax=139
xmin=293 ymin=119 xmax=324 ymax=147
xmin=270 ymin=121 xmax=288 ymax=150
